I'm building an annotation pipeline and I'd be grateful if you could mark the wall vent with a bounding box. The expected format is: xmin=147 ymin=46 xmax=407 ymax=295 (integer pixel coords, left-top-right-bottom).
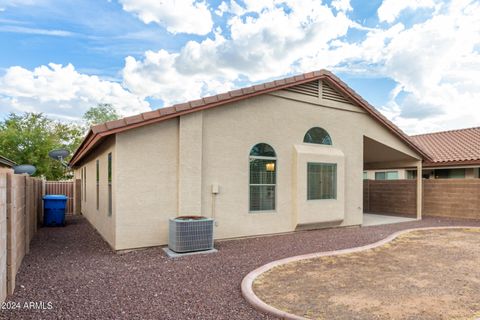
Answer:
xmin=285 ymin=80 xmax=319 ymax=97
xmin=321 ymin=81 xmax=353 ymax=105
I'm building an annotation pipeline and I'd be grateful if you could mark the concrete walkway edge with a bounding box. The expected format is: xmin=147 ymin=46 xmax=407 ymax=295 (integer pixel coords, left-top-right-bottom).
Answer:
xmin=241 ymin=226 xmax=480 ymax=320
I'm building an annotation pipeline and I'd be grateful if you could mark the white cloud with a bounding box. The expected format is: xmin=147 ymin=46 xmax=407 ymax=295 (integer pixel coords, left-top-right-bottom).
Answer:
xmin=119 ymin=0 xmax=213 ymax=35
xmin=122 ymin=48 xmax=236 ymax=106
xmin=123 ymin=0 xmax=354 ymax=105
xmin=378 ymin=0 xmax=437 ymax=23
xmin=0 ymin=25 xmax=74 ymax=36
xmin=0 ymin=63 xmax=150 ymax=121
xmin=331 ymin=0 xmax=352 ymax=12
xmin=379 ymin=0 xmax=480 ymax=133
xmin=122 ymin=0 xmax=480 ymax=134
xmin=2 ymin=0 xmax=477 ymax=135
xmin=215 ymin=1 xmax=229 ymax=16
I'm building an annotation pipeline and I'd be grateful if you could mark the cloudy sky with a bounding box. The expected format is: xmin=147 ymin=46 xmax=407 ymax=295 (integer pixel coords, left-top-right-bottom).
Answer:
xmin=0 ymin=0 xmax=478 ymax=134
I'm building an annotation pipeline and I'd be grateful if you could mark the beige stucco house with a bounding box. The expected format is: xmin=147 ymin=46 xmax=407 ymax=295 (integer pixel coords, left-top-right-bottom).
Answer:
xmin=69 ymin=70 xmax=428 ymax=251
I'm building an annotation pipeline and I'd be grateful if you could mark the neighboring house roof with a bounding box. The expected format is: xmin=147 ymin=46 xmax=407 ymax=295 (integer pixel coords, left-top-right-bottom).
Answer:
xmin=410 ymin=127 xmax=480 ymax=167
xmin=69 ymin=69 xmax=429 ymax=167
xmin=0 ymin=155 xmax=16 ymax=168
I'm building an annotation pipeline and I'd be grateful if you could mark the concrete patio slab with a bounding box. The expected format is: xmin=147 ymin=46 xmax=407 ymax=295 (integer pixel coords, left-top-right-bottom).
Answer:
xmin=362 ymin=213 xmax=416 ymax=226
xmin=162 ymin=247 xmax=218 ymax=258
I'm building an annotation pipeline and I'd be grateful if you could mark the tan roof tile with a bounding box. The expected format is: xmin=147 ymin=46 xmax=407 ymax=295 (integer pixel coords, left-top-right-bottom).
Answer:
xmin=142 ymin=110 xmax=161 ymax=120
xmin=253 ymin=84 xmax=266 ymax=91
xmin=242 ymin=86 xmax=255 ymax=94
xmin=217 ymin=92 xmax=231 ymax=100
xmin=411 ymin=127 xmax=480 ymax=165
xmin=91 ymin=123 xmax=108 ymax=134
xmin=159 ymin=106 xmax=176 ymax=116
xmin=264 ymin=81 xmax=277 ymax=89
xmin=203 ymin=95 xmax=219 ymax=104
xmin=189 ymin=99 xmax=205 ymax=108
xmin=229 ymin=89 xmax=243 ymax=97
xmin=105 ymin=119 xmax=126 ymax=130
xmin=124 ymin=114 xmax=144 ymax=125
xmin=173 ymin=103 xmax=190 ymax=112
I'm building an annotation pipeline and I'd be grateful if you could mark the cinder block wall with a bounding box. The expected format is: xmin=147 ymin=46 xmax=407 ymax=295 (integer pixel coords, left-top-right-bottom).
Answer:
xmin=423 ymin=179 xmax=480 ymax=219
xmin=2 ymin=173 xmax=43 ymax=302
xmin=0 ymin=174 xmax=7 ymax=303
xmin=364 ymin=179 xmax=480 ymax=219
xmin=363 ymin=180 xmax=417 ymax=217
xmin=7 ymin=174 xmax=26 ymax=295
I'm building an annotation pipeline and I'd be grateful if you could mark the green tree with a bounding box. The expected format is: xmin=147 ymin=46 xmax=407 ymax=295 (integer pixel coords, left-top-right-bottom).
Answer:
xmin=83 ymin=103 xmax=120 ymax=127
xmin=0 ymin=113 xmax=84 ymax=180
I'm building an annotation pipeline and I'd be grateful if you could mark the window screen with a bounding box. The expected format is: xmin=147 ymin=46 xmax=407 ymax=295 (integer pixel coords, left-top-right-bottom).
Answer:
xmin=434 ymin=168 xmax=465 ymax=179
xmin=375 ymin=172 xmax=386 ymax=180
xmin=108 ymin=153 xmax=112 ymax=216
xmin=249 ymin=143 xmax=276 ymax=211
xmin=84 ymin=167 xmax=87 ymax=201
xmin=376 ymin=171 xmax=398 ymax=180
xmin=307 ymin=163 xmax=337 ymax=200
xmin=386 ymin=171 xmax=399 ymax=180
xmin=96 ymin=159 xmax=99 ymax=210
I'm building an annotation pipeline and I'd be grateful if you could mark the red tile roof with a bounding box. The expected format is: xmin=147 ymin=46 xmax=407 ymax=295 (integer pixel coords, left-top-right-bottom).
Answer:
xmin=69 ymin=69 xmax=429 ymax=167
xmin=410 ymin=127 xmax=480 ymax=167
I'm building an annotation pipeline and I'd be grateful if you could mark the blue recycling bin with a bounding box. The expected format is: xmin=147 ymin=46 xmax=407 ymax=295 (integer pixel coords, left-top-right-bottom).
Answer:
xmin=43 ymin=195 xmax=68 ymax=227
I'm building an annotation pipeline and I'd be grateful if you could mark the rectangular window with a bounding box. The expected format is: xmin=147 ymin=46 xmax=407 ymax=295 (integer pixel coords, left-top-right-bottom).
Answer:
xmin=83 ymin=167 xmax=86 ymax=201
xmin=96 ymin=159 xmax=99 ymax=211
xmin=406 ymin=170 xmax=417 ymax=180
xmin=307 ymin=163 xmax=337 ymax=200
xmin=434 ymin=168 xmax=465 ymax=179
xmin=249 ymin=158 xmax=276 ymax=211
xmin=375 ymin=171 xmax=398 ymax=180
xmin=363 ymin=171 xmax=368 ymax=180
xmin=108 ymin=153 xmax=112 ymax=216
xmin=80 ymin=168 xmax=85 ymax=201
xmin=386 ymin=171 xmax=399 ymax=180
xmin=375 ymin=172 xmax=386 ymax=180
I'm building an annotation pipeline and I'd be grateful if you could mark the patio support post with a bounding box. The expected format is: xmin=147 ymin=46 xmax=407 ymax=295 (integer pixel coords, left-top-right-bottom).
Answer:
xmin=416 ymin=162 xmax=422 ymax=220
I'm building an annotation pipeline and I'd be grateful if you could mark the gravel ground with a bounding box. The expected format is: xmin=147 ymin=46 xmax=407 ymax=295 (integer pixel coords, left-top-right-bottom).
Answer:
xmin=1 ymin=216 xmax=480 ymax=320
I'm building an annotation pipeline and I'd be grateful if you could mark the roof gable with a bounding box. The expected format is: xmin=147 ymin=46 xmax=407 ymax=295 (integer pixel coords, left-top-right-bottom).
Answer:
xmin=70 ymin=70 xmax=429 ymax=166
xmin=283 ymin=79 xmax=355 ymax=106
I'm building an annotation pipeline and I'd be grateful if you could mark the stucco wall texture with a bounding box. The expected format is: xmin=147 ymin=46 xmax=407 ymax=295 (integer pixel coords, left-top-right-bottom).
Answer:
xmin=76 ymin=86 xmax=422 ymax=250
xmin=77 ymin=137 xmax=116 ymax=249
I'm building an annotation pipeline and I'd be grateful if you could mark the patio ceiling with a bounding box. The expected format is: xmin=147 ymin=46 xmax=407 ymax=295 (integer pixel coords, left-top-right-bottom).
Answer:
xmin=364 ymin=136 xmax=421 ymax=170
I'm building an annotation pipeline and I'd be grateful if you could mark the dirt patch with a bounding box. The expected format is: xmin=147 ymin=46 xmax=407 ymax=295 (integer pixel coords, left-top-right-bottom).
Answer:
xmin=253 ymin=229 xmax=480 ymax=320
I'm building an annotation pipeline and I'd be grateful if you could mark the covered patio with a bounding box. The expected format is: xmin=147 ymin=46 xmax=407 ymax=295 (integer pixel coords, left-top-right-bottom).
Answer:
xmin=363 ymin=136 xmax=423 ymax=226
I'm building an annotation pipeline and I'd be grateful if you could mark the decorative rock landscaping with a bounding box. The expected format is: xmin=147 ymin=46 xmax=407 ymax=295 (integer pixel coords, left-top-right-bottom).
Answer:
xmin=2 ymin=216 xmax=480 ymax=319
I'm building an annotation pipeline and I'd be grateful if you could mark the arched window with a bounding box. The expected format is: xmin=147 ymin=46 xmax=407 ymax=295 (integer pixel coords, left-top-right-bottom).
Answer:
xmin=303 ymin=127 xmax=332 ymax=145
xmin=249 ymin=143 xmax=276 ymax=211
